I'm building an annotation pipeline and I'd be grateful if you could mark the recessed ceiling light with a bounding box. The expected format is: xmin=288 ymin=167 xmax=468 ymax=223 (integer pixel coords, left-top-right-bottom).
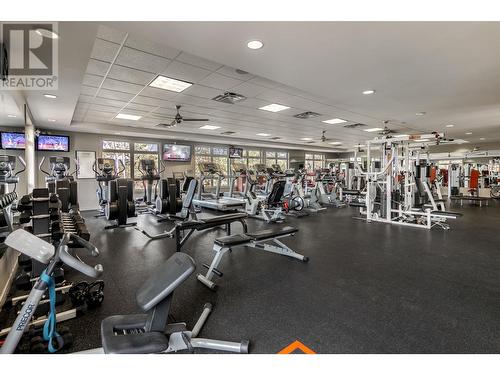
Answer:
xmin=149 ymin=75 xmax=192 ymax=92
xmin=199 ymin=125 xmax=220 ymax=130
xmin=300 ymin=137 xmax=313 ymax=141
xmin=362 ymin=90 xmax=375 ymax=95
xmin=256 ymin=133 xmax=271 ymax=136
xmin=247 ymin=40 xmax=264 ymax=50
xmin=35 ymin=28 xmax=59 ymax=39
xmin=322 ymin=118 xmax=347 ymax=125
xmin=465 ymin=132 xmax=472 ymax=135
xmin=329 ymin=141 xmax=342 ymax=145
xmin=115 ymin=113 xmax=142 ymax=121
xmin=44 ymin=94 xmax=57 ymax=99
xmin=48 ymin=119 xmax=56 ymax=122
xmin=480 ymin=137 xmax=486 ymax=140
xmin=394 ymin=134 xmax=409 ymax=137
xmin=7 ymin=114 xmax=16 ymax=118
xmin=364 ymin=127 xmax=384 ymax=132
xmin=415 ymin=112 xmax=426 ymax=116
xmin=445 ymin=124 xmax=455 ymax=128
xmin=259 ymin=103 xmax=290 ymax=113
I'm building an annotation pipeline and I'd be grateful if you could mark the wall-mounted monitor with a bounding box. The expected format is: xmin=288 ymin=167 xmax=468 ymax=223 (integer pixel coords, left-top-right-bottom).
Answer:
xmin=229 ymin=146 xmax=243 ymax=158
xmin=36 ymin=134 xmax=70 ymax=152
xmin=162 ymin=144 xmax=191 ymax=162
xmin=1 ymin=132 xmax=26 ymax=150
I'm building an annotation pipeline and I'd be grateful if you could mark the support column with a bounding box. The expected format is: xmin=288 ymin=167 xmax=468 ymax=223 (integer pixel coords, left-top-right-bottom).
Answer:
xmin=24 ymin=105 xmax=35 ymax=194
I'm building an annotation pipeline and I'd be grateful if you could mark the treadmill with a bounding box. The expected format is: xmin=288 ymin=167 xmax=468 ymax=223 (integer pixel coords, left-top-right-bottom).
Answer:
xmin=192 ymin=162 xmax=245 ymax=211
xmin=223 ymin=162 xmax=248 ymax=202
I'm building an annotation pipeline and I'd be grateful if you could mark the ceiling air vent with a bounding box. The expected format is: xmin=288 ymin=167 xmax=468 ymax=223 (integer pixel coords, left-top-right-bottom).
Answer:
xmin=220 ymin=131 xmax=236 ymax=135
xmin=306 ymin=141 xmax=316 ymax=144
xmin=293 ymin=111 xmax=321 ymax=119
xmin=212 ymin=92 xmax=246 ymax=104
xmin=343 ymin=123 xmax=367 ymax=129
xmin=270 ymin=137 xmax=281 ymax=140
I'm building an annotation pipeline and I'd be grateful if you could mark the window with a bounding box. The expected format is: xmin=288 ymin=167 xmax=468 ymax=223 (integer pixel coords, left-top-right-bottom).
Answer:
xmin=265 ymin=150 xmax=288 ymax=171
xmin=195 ymin=145 xmax=229 ymax=188
xmin=103 ymin=140 xmax=130 ymax=151
xmin=102 ymin=151 xmax=131 ymax=178
xmin=305 ymin=153 xmax=324 ymax=171
xmin=134 ymin=143 xmax=158 ymax=152
xmin=133 ymin=153 xmax=160 ymax=191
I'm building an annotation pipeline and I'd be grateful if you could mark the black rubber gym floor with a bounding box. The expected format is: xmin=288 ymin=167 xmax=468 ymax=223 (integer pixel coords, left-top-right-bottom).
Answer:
xmin=64 ymin=201 xmax=500 ymax=353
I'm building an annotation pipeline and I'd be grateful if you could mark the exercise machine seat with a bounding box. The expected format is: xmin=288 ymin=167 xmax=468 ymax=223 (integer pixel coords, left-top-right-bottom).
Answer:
xmin=430 ymin=210 xmax=463 ymax=218
xmin=246 ymin=226 xmax=298 ymax=241
xmin=176 ymin=212 xmax=247 ymax=230
xmin=101 ymin=253 xmax=195 ymax=354
xmin=214 ymin=233 xmax=252 ymax=247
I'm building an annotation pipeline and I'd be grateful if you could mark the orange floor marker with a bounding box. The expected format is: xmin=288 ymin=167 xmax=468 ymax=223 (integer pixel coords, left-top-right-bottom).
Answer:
xmin=277 ymin=340 xmax=316 ymax=354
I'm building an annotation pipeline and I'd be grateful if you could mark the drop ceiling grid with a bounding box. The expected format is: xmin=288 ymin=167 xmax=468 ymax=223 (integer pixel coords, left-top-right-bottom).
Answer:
xmin=76 ymin=26 xmax=389 ymax=148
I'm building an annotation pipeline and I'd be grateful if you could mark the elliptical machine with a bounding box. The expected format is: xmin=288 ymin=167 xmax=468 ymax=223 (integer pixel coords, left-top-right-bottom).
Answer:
xmin=136 ymin=159 xmax=165 ymax=214
xmin=104 ymin=177 xmax=136 ymax=230
xmin=0 ymin=155 xmax=26 ymax=195
xmin=93 ymin=158 xmax=125 ymax=217
xmin=39 ymin=156 xmax=79 ymax=213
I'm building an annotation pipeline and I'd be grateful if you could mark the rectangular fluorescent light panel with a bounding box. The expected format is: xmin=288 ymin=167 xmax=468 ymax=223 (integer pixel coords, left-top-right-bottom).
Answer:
xmin=329 ymin=141 xmax=342 ymax=145
xmin=363 ymin=127 xmax=383 ymax=132
xmin=199 ymin=125 xmax=220 ymax=130
xmin=149 ymin=75 xmax=192 ymax=92
xmin=116 ymin=113 xmax=142 ymax=121
xmin=322 ymin=118 xmax=347 ymax=125
xmin=258 ymin=104 xmax=290 ymax=112
xmin=301 ymin=137 xmax=313 ymax=141
xmin=256 ymin=133 xmax=271 ymax=136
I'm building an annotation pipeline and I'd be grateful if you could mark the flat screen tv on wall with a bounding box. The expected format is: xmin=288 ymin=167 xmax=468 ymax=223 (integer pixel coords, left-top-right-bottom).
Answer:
xmin=1 ymin=132 xmax=26 ymax=150
xmin=36 ymin=134 xmax=70 ymax=152
xmin=162 ymin=144 xmax=191 ymax=162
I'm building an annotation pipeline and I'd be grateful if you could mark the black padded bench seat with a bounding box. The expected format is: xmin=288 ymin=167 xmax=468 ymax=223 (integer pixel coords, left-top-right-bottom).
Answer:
xmin=177 ymin=213 xmax=247 ymax=230
xmin=431 ymin=210 xmax=463 ymax=218
xmin=349 ymin=201 xmax=366 ymax=207
xmin=450 ymin=195 xmax=489 ymax=201
xmin=214 ymin=226 xmax=298 ymax=247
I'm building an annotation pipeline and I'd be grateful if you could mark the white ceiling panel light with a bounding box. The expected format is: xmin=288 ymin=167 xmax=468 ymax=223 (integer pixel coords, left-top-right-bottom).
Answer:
xmin=115 ymin=113 xmax=142 ymax=121
xmin=322 ymin=118 xmax=347 ymax=125
xmin=44 ymin=94 xmax=57 ymax=99
xmin=362 ymin=89 xmax=375 ymax=95
xmin=149 ymin=75 xmax=192 ymax=93
xmin=300 ymin=137 xmax=313 ymax=141
xmin=363 ymin=127 xmax=384 ymax=132
xmin=480 ymin=137 xmax=486 ymax=140
xmin=258 ymin=103 xmax=290 ymax=113
xmin=415 ymin=112 xmax=426 ymax=116
xmin=199 ymin=125 xmax=220 ymax=130
xmin=329 ymin=141 xmax=342 ymax=145
xmin=445 ymin=124 xmax=455 ymax=128
xmin=7 ymin=114 xmax=16 ymax=118
xmin=247 ymin=40 xmax=264 ymax=50
xmin=465 ymin=132 xmax=473 ymax=135
xmin=48 ymin=119 xmax=57 ymax=122
xmin=256 ymin=133 xmax=271 ymax=136
xmin=394 ymin=134 xmax=409 ymax=137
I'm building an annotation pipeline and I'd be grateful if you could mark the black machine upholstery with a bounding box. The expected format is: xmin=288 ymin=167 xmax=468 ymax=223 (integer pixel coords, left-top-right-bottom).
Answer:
xmin=101 ymin=252 xmax=195 ymax=354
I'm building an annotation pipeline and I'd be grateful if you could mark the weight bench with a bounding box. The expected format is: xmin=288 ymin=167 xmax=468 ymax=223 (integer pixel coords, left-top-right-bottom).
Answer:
xmin=100 ymin=252 xmax=248 ymax=354
xmin=197 ymin=226 xmax=308 ymax=290
xmin=450 ymin=195 xmax=489 ymax=207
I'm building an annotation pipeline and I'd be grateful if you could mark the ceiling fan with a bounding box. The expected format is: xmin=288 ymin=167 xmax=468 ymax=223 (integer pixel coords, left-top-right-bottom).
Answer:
xmin=155 ymin=105 xmax=209 ymax=128
xmin=378 ymin=120 xmax=398 ymax=136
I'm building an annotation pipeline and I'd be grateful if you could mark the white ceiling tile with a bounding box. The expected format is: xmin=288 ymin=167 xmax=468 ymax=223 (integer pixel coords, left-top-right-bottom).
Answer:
xmin=90 ymin=39 xmax=120 ymax=63
xmin=236 ymin=97 xmax=273 ymax=109
xmin=230 ymin=81 xmax=268 ymax=98
xmin=175 ymin=52 xmax=223 ymax=71
xmin=255 ymin=89 xmax=293 ymax=104
xmin=107 ymin=65 xmax=156 ymax=85
xmin=182 ymin=85 xmax=221 ymax=100
xmin=133 ymin=95 xmax=172 ymax=107
xmin=86 ymin=59 xmax=110 ymax=76
xmin=198 ymin=72 xmax=243 ymax=90
xmin=246 ymin=76 xmax=282 ymax=89
xmin=93 ymin=97 xmax=129 ymax=108
xmin=90 ymin=104 xmax=120 ymax=114
xmin=101 ymin=78 xmax=144 ymax=95
xmin=162 ymin=61 xmax=212 ymax=83
xmin=116 ymin=47 xmax=170 ymax=73
xmin=124 ymin=102 xmax=157 ymax=112
xmin=97 ymin=89 xmax=136 ymax=102
xmin=78 ymin=95 xmax=93 ymax=104
xmin=216 ymin=66 xmax=255 ymax=81
xmin=141 ymin=86 xmax=179 ymax=101
xmin=80 ymin=85 xmax=98 ymax=96
xmin=96 ymin=25 xmax=127 ymax=44
xmin=125 ymin=36 xmax=180 ymax=59
xmin=82 ymin=74 xmax=103 ymax=88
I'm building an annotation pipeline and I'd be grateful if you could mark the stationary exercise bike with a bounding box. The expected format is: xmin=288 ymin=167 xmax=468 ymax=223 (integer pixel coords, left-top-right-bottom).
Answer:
xmin=39 ymin=156 xmax=79 ymax=213
xmin=93 ymin=158 xmax=125 ymax=217
xmin=244 ymin=169 xmax=285 ymax=223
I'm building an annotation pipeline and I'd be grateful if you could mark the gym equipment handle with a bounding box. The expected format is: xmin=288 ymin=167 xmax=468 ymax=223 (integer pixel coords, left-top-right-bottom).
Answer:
xmin=58 ymin=233 xmax=103 ymax=278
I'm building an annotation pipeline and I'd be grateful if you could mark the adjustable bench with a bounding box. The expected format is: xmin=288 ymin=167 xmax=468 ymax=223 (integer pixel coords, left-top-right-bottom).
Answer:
xmin=101 ymin=252 xmax=248 ymax=354
xmin=450 ymin=195 xmax=489 ymax=207
xmin=197 ymin=225 xmax=308 ymax=290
